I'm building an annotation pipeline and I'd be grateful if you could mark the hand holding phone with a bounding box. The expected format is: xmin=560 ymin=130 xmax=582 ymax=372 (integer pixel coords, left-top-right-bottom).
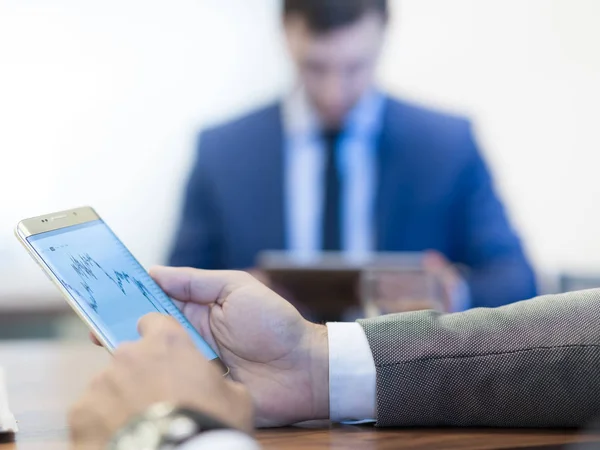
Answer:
xmin=15 ymin=207 xmax=227 ymax=374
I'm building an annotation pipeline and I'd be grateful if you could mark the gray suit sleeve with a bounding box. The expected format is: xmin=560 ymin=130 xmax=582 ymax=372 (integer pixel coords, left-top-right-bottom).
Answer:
xmin=357 ymin=290 xmax=600 ymax=428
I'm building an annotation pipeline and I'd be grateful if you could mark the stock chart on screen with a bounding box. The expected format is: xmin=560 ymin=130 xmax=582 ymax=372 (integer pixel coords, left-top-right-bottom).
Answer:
xmin=26 ymin=220 xmax=216 ymax=358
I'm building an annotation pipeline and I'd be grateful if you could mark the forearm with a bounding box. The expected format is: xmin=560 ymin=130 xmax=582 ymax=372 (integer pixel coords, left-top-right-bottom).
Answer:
xmin=358 ymin=290 xmax=600 ymax=427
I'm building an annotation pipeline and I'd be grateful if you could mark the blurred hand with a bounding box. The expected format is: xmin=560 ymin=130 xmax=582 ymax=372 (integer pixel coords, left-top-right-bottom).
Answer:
xmin=422 ymin=250 xmax=466 ymax=311
xmin=363 ymin=251 xmax=465 ymax=314
xmin=149 ymin=267 xmax=329 ymax=428
xmin=365 ymin=270 xmax=444 ymax=314
xmin=72 ymin=314 xmax=253 ymax=450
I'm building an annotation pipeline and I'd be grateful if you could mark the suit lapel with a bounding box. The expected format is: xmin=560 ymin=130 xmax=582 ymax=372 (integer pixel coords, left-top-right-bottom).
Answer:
xmin=256 ymin=104 xmax=286 ymax=251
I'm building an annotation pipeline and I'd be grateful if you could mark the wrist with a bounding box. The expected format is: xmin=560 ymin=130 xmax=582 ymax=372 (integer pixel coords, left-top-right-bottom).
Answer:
xmin=305 ymin=323 xmax=329 ymax=420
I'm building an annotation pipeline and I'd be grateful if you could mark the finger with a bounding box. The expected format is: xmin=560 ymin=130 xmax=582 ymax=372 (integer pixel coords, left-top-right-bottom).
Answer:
xmin=176 ymin=302 xmax=220 ymax=357
xmin=137 ymin=313 xmax=193 ymax=348
xmin=422 ymin=250 xmax=448 ymax=271
xmin=150 ymin=266 xmax=252 ymax=305
xmin=137 ymin=312 xmax=182 ymax=336
xmin=89 ymin=331 xmax=102 ymax=347
xmin=172 ymin=298 xmax=185 ymax=310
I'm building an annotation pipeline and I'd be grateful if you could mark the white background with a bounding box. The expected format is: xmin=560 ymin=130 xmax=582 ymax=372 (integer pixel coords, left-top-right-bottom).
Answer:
xmin=1 ymin=0 xmax=599 ymax=304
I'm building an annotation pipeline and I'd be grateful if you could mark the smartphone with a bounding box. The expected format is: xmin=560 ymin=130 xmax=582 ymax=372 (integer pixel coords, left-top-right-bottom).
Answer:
xmin=15 ymin=206 xmax=228 ymax=375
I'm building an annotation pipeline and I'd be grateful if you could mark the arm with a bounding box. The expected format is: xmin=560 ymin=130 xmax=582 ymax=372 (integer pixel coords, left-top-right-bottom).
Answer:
xmin=168 ymin=133 xmax=224 ymax=269
xmin=451 ymin=125 xmax=536 ymax=307
xmin=148 ymin=267 xmax=600 ymax=430
xmin=358 ymin=289 xmax=600 ymax=427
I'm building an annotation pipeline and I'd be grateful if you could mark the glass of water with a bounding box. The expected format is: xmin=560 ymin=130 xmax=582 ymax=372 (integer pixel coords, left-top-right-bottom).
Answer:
xmin=359 ymin=266 xmax=446 ymax=318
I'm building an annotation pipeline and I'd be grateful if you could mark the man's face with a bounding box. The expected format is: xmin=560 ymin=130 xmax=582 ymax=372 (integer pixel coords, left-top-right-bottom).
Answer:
xmin=284 ymin=12 xmax=386 ymax=128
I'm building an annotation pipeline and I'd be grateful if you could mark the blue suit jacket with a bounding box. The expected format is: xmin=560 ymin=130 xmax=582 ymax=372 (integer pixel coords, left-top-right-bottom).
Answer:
xmin=169 ymin=97 xmax=537 ymax=308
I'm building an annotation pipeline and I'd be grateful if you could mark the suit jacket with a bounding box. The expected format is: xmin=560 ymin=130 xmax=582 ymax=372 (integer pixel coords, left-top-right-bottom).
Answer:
xmin=169 ymin=96 xmax=536 ymax=308
xmin=357 ymin=289 xmax=600 ymax=428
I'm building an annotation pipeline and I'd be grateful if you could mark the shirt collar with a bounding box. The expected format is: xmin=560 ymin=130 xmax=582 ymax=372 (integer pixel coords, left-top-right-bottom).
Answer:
xmin=283 ymin=86 xmax=386 ymax=139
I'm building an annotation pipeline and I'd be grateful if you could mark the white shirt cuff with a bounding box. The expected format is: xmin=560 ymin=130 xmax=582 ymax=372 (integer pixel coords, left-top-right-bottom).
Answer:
xmin=326 ymin=322 xmax=376 ymax=423
xmin=178 ymin=430 xmax=260 ymax=450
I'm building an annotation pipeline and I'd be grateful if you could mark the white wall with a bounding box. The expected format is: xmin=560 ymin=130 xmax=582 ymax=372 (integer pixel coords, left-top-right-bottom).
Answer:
xmin=380 ymin=0 xmax=600 ymax=276
xmin=0 ymin=0 xmax=599 ymax=304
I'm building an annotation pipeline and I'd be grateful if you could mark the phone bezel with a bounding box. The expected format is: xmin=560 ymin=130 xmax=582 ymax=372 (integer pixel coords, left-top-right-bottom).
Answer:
xmin=15 ymin=206 xmax=228 ymax=376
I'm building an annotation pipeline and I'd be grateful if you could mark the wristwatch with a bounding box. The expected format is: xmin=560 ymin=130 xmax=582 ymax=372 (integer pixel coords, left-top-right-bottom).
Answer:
xmin=108 ymin=402 xmax=232 ymax=450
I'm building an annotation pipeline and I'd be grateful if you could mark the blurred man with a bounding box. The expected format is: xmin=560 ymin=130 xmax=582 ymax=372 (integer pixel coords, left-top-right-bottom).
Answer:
xmin=73 ymin=267 xmax=600 ymax=449
xmin=169 ymin=0 xmax=536 ymax=310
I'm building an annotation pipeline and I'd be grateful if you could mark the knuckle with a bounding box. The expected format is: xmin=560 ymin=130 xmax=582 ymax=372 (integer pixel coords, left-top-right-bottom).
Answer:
xmin=68 ymin=398 xmax=93 ymax=430
xmin=157 ymin=314 xmax=181 ymax=331
xmin=156 ymin=321 xmax=189 ymax=344
xmin=68 ymin=401 xmax=83 ymax=424
xmin=103 ymin=366 xmax=123 ymax=386
xmin=229 ymin=270 xmax=254 ymax=283
xmin=153 ymin=334 xmax=189 ymax=356
xmin=138 ymin=312 xmax=163 ymax=330
xmin=89 ymin=371 xmax=108 ymax=389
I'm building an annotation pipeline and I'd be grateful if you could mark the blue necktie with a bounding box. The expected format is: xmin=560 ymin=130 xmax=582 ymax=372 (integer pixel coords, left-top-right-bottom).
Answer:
xmin=322 ymin=129 xmax=342 ymax=251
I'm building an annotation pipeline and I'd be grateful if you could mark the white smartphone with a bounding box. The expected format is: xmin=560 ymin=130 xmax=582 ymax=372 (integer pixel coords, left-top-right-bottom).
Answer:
xmin=15 ymin=206 xmax=227 ymax=375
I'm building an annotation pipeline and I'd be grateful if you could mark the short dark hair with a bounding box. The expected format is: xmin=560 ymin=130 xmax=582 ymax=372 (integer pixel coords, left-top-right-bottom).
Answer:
xmin=283 ymin=0 xmax=388 ymax=33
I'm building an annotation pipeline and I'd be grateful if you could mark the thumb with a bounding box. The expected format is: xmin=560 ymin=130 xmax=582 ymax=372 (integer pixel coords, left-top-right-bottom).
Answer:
xmin=149 ymin=266 xmax=252 ymax=305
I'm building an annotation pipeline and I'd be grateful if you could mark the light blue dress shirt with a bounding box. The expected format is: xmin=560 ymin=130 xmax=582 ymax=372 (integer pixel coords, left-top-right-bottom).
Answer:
xmin=282 ymin=88 xmax=386 ymax=260
xmin=281 ymin=88 xmax=470 ymax=311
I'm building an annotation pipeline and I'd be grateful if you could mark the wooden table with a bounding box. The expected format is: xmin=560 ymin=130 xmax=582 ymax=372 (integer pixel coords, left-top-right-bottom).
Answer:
xmin=1 ymin=341 xmax=600 ymax=449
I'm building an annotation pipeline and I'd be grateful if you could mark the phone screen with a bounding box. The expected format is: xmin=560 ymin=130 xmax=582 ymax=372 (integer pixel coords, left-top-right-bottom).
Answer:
xmin=26 ymin=219 xmax=218 ymax=360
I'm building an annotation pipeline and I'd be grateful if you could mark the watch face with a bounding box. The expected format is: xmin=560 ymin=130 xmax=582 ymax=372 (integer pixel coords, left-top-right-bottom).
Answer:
xmin=112 ymin=420 xmax=162 ymax=450
xmin=135 ymin=421 xmax=164 ymax=447
xmin=110 ymin=402 xmax=230 ymax=450
xmin=164 ymin=415 xmax=198 ymax=441
xmin=110 ymin=405 xmax=201 ymax=450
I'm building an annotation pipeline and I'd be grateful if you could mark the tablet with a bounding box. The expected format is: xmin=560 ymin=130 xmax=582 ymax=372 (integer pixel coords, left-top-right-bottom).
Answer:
xmin=257 ymin=251 xmax=425 ymax=321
